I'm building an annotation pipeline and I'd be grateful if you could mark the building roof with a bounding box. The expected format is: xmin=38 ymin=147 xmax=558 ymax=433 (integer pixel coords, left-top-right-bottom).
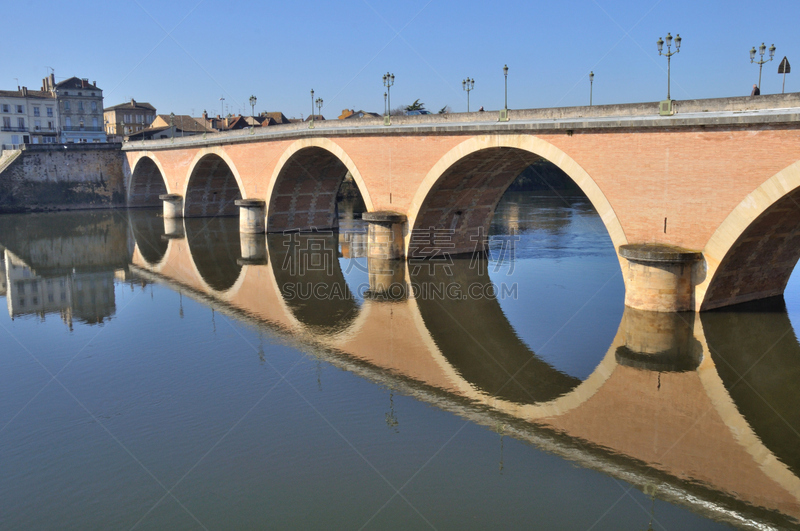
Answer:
xmin=0 ymin=89 xmax=55 ymax=100
xmin=260 ymin=112 xmax=291 ymax=124
xmin=105 ymin=100 xmax=156 ymax=112
xmin=153 ymin=114 xmax=216 ymax=133
xmin=304 ymin=114 xmax=326 ymax=121
xmin=344 ymin=110 xmax=381 ymax=119
xmin=55 ymin=77 xmax=102 ymax=91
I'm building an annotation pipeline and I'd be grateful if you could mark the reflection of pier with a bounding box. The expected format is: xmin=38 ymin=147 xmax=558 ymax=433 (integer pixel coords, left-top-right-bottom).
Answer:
xmin=127 ymin=212 xmax=800 ymax=530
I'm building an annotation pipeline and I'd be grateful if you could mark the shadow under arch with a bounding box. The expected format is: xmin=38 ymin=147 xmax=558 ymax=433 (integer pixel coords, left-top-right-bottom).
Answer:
xmin=701 ymin=298 xmax=800 ymax=481
xmin=406 ymin=135 xmax=626 ymax=257
xmin=266 ymin=231 xmax=360 ymax=335
xmin=128 ymin=154 xmax=168 ymax=207
xmin=266 ymin=139 xmax=373 ymax=233
xmin=410 ymin=258 xmax=582 ymax=404
xmin=127 ymin=209 xmax=168 ymax=266
xmin=184 ymin=217 xmax=243 ymax=292
xmin=183 ymin=151 xmax=244 ymax=218
xmin=699 ymin=160 xmax=800 ymax=310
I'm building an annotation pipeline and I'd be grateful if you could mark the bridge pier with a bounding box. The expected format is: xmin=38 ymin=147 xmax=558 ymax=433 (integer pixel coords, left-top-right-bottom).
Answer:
xmin=235 ymin=199 xmax=266 ymax=234
xmin=159 ymin=194 xmax=184 ymax=219
xmin=238 ymin=233 xmax=268 ymax=265
xmin=362 ymin=211 xmax=407 ymax=260
xmin=615 ymin=307 xmax=702 ymax=372
xmin=162 ymin=217 xmax=185 ymax=239
xmin=619 ymin=244 xmax=703 ymax=313
xmin=365 ymin=258 xmax=407 ymax=301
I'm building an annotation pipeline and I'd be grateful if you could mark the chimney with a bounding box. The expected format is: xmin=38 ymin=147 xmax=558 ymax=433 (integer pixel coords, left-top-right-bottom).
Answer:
xmin=21 ymin=87 xmax=28 ymax=97
xmin=202 ymin=110 xmax=208 ymax=120
xmin=81 ymin=78 xmax=88 ymax=88
xmin=92 ymin=81 xmax=96 ymax=87
xmin=131 ymin=98 xmax=136 ymax=106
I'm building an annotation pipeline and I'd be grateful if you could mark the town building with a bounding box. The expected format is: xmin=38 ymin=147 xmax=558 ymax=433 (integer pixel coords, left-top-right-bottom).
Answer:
xmin=44 ymin=75 xmax=107 ymax=143
xmin=127 ymin=114 xmax=216 ymax=140
xmin=0 ymin=86 xmax=58 ymax=149
xmin=103 ymin=99 xmax=156 ymax=141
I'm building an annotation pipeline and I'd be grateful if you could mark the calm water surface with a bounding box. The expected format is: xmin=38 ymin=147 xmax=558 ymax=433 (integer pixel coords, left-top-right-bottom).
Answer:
xmin=2 ymin=193 xmax=800 ymax=530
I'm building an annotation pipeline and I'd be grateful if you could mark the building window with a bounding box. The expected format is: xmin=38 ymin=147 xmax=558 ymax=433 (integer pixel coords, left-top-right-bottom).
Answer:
xmin=2 ymin=104 xmax=8 ymax=112
xmin=79 ymin=102 xmax=84 ymax=111
xmin=91 ymin=101 xmax=97 ymax=111
xmin=92 ymin=117 xmax=98 ymax=128
xmin=136 ymin=115 xmax=143 ymax=123
xmin=65 ymin=117 xmax=71 ymax=127
xmin=48 ymin=121 xmax=54 ymax=130
xmin=64 ymin=101 xmax=70 ymax=111
xmin=46 ymin=107 xmax=53 ymax=117
xmin=17 ymin=118 xmax=24 ymax=128
xmin=16 ymin=105 xmax=24 ymax=113
xmin=64 ymin=91 xmax=68 ymax=95
xmin=2 ymin=117 xmax=10 ymax=128
xmin=35 ymin=120 xmax=41 ymax=130
xmin=33 ymin=107 xmax=40 ymax=117
xmin=124 ymin=114 xmax=131 ymax=123
xmin=78 ymin=92 xmax=82 ymax=96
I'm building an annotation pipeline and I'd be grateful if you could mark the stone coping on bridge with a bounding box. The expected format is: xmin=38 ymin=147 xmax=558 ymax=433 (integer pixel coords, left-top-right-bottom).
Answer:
xmin=234 ymin=199 xmax=266 ymax=207
xmin=158 ymin=193 xmax=183 ymax=201
xmin=619 ymin=243 xmax=703 ymax=263
xmin=123 ymin=93 xmax=800 ymax=151
xmin=361 ymin=211 xmax=407 ymax=223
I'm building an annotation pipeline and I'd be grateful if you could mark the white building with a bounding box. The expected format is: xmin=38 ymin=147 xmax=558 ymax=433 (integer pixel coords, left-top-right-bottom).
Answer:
xmin=0 ymin=87 xmax=58 ymax=149
xmin=44 ymin=75 xmax=107 ymax=143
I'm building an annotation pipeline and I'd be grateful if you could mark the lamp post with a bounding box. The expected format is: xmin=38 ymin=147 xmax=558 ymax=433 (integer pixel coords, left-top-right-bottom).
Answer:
xmin=249 ymin=95 xmax=257 ymax=134
xmin=462 ymin=77 xmax=474 ymax=112
xmin=750 ymin=42 xmax=776 ymax=90
xmin=382 ymin=72 xmax=395 ymax=116
xmin=219 ymin=96 xmax=224 ymax=118
xmin=503 ymin=65 xmax=509 ymax=110
xmin=657 ymin=33 xmax=681 ymax=101
xmin=589 ymin=71 xmax=594 ymax=106
xmin=315 ymin=97 xmax=323 ymax=119
xmin=310 ymin=89 xmax=315 ymax=128
xmin=384 ymin=92 xmax=387 ymax=115
xmin=169 ymin=112 xmax=174 ymax=143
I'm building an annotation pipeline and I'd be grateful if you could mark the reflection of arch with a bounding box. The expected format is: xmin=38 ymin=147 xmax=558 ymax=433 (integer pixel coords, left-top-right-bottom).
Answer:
xmin=184 ymin=218 xmax=243 ymax=292
xmin=411 ymin=259 xmax=582 ymax=404
xmin=265 ymin=138 xmax=373 ymax=232
xmin=407 ymin=135 xmax=626 ymax=256
xmin=266 ymin=231 xmax=359 ymax=334
xmin=700 ymin=302 xmax=800 ymax=484
xmin=698 ymin=160 xmax=800 ymax=310
xmin=183 ymin=148 xmax=245 ymax=218
xmin=128 ymin=153 xmax=168 ymax=206
xmin=128 ymin=209 xmax=167 ymax=266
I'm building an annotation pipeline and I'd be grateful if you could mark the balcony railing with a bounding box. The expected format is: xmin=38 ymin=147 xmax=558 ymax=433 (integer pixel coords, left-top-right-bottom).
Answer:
xmin=1 ymin=126 xmax=27 ymax=132
xmin=62 ymin=126 xmax=103 ymax=132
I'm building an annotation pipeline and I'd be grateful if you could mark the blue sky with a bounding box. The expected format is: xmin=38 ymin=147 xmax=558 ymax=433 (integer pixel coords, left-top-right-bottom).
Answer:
xmin=5 ymin=0 xmax=798 ymax=118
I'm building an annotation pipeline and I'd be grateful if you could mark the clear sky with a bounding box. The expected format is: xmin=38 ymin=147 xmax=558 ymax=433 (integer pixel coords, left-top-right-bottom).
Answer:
xmin=5 ymin=0 xmax=798 ymax=119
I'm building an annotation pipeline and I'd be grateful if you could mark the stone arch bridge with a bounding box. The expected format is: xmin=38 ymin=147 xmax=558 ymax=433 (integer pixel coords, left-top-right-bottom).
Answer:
xmin=122 ymin=94 xmax=800 ymax=312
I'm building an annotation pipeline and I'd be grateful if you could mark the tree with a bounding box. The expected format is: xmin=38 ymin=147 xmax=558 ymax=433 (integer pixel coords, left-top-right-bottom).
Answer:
xmin=438 ymin=105 xmax=451 ymax=114
xmin=405 ymin=99 xmax=425 ymax=111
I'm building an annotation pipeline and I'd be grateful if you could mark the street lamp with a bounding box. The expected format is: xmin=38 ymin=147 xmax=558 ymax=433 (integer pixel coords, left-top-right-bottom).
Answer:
xmin=169 ymin=112 xmax=175 ymax=143
xmin=383 ymin=72 xmax=395 ymax=117
xmin=462 ymin=77 xmax=474 ymax=112
xmin=249 ymin=95 xmax=257 ymax=134
xmin=384 ymin=92 xmax=387 ymax=115
xmin=500 ymin=64 xmax=509 ymax=122
xmin=750 ymin=42 xmax=776 ymax=91
xmin=657 ymin=32 xmax=681 ymax=101
xmin=310 ymin=89 xmax=315 ymax=128
xmin=315 ymin=97 xmax=323 ymax=119
xmin=589 ymin=71 xmax=594 ymax=106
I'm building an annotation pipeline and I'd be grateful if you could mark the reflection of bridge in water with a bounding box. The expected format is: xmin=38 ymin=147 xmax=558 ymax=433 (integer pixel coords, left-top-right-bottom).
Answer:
xmin=117 ymin=210 xmax=800 ymax=530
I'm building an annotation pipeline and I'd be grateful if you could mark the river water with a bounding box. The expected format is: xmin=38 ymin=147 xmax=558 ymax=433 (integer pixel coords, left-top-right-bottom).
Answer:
xmin=1 ymin=192 xmax=799 ymax=530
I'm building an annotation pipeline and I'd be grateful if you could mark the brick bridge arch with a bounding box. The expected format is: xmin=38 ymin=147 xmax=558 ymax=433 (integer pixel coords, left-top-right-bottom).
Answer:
xmin=182 ymin=147 xmax=245 ymax=218
xmin=698 ymin=159 xmax=800 ymax=310
xmin=407 ymin=134 xmax=627 ymax=257
xmin=127 ymin=152 xmax=168 ymax=207
xmin=265 ymin=138 xmax=374 ymax=232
